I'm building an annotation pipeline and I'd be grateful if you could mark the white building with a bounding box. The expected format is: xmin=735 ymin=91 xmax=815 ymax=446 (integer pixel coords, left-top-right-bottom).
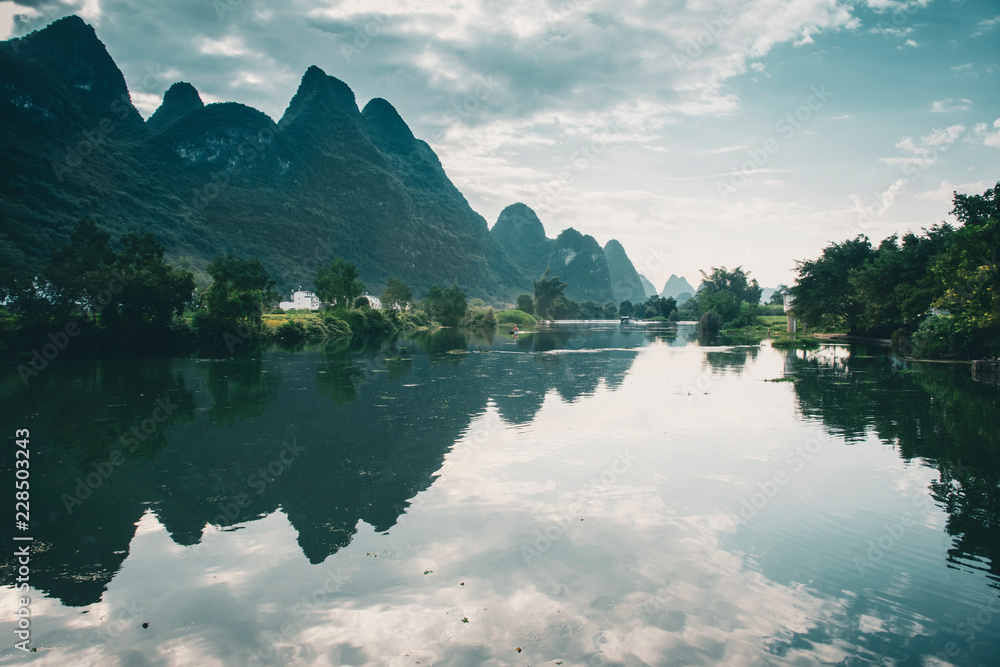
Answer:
xmin=361 ymin=294 xmax=383 ymax=309
xmin=781 ymin=289 xmax=803 ymax=333
xmin=279 ymin=289 xmax=321 ymax=311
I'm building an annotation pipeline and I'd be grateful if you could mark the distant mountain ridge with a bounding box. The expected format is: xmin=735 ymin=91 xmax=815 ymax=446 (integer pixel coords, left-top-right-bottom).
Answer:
xmin=638 ymin=274 xmax=658 ymax=297
xmin=603 ymin=239 xmax=647 ymax=304
xmin=1 ymin=15 xmax=653 ymax=305
xmin=660 ymin=274 xmax=696 ymax=299
xmin=489 ymin=203 xmax=647 ymax=305
xmin=490 ymin=203 xmax=553 ymax=281
xmin=0 ymin=16 xmax=529 ymax=297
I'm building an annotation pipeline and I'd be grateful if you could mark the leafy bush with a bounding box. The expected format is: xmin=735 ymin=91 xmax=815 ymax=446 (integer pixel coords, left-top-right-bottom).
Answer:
xmin=699 ymin=310 xmax=722 ymax=335
xmin=276 ymin=319 xmax=307 ymax=342
xmin=462 ymin=306 xmax=497 ymax=327
xmin=760 ymin=304 xmax=785 ymax=316
xmin=496 ymin=309 xmax=537 ymax=325
xmin=728 ymin=301 xmax=762 ymax=328
xmin=320 ymin=314 xmax=351 ymax=339
xmin=912 ymin=314 xmax=968 ymax=358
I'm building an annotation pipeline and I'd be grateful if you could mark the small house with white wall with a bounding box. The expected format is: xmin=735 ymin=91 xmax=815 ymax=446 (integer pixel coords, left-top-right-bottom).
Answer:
xmin=780 ymin=288 xmax=803 ymax=333
xmin=279 ymin=289 xmax=321 ymax=311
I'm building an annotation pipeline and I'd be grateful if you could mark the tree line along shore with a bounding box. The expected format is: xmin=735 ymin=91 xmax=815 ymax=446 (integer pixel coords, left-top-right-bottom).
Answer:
xmin=2 ymin=183 xmax=996 ymax=374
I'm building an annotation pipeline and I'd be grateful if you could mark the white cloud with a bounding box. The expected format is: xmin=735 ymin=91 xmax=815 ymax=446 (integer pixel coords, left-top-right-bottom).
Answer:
xmin=708 ymin=145 xmax=749 ymax=154
xmin=930 ymin=98 xmax=972 ymax=113
xmin=971 ymin=15 xmax=1000 ymax=37
xmin=197 ymin=35 xmax=250 ymax=57
xmin=916 ymin=180 xmax=988 ymax=201
xmin=951 ymin=63 xmax=977 ymax=79
xmin=0 ymin=1 xmax=33 ymax=40
xmin=869 ymin=25 xmax=914 ymax=38
xmin=130 ymin=91 xmax=162 ymax=118
xmin=880 ymin=124 xmax=966 ymax=166
xmin=850 ymin=178 xmax=909 ymax=216
xmin=861 ymin=0 xmax=931 ymax=13
xmin=974 ymin=118 xmax=1000 ymax=149
xmin=921 ymin=124 xmax=966 ymax=148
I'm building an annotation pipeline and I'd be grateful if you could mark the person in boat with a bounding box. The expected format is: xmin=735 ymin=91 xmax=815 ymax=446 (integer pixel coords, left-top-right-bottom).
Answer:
xmin=510 ymin=324 xmax=520 ymax=335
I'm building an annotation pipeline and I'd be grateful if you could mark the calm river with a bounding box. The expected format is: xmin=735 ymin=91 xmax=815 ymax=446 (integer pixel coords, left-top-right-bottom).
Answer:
xmin=1 ymin=322 xmax=998 ymax=666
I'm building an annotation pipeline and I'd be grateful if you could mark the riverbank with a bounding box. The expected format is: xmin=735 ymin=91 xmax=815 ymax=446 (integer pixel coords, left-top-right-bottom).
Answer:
xmin=0 ymin=307 xmax=435 ymax=368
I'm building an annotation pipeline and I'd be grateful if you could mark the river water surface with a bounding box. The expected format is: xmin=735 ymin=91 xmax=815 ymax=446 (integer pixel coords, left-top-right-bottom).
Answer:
xmin=1 ymin=322 xmax=998 ymax=666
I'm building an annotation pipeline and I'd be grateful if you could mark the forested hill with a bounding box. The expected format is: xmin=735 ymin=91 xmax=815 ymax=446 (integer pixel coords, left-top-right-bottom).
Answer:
xmin=489 ymin=203 xmax=648 ymax=305
xmin=0 ymin=15 xmax=530 ymax=298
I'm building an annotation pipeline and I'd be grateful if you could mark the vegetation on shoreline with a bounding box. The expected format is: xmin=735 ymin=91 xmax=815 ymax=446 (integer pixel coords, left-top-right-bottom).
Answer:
xmin=789 ymin=184 xmax=999 ymax=359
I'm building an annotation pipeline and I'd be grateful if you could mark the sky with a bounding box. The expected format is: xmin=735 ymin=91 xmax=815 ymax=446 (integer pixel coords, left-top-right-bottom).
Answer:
xmin=1 ymin=0 xmax=998 ymax=291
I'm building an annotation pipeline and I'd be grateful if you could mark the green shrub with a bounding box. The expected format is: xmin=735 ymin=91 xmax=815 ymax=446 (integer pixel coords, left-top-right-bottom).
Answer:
xmin=912 ymin=314 xmax=968 ymax=358
xmin=320 ymin=314 xmax=351 ymax=339
xmin=276 ymin=319 xmax=306 ymax=342
xmin=699 ymin=310 xmax=721 ymax=335
xmin=462 ymin=305 xmax=497 ymax=327
xmin=760 ymin=304 xmax=785 ymax=316
xmin=496 ymin=309 xmax=537 ymax=325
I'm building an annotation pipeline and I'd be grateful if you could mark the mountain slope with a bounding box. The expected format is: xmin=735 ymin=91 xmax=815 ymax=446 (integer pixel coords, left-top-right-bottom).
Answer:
xmin=660 ymin=274 xmax=696 ymax=299
xmin=146 ymin=81 xmax=203 ymax=132
xmin=638 ymin=274 xmax=658 ymax=297
xmin=0 ymin=17 xmax=525 ymax=298
xmin=489 ymin=203 xmax=553 ymax=281
xmin=603 ymin=239 xmax=647 ymax=304
xmin=548 ymin=228 xmax=614 ymax=303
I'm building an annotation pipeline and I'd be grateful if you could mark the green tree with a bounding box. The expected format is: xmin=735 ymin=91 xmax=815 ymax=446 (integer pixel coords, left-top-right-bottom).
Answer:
xmin=516 ymin=293 xmax=534 ymax=315
xmin=619 ymin=300 xmax=634 ymax=317
xmin=44 ymin=218 xmax=117 ymax=317
xmin=435 ymin=284 xmax=467 ymax=326
xmin=578 ymin=300 xmax=601 ymax=319
xmin=698 ymin=290 xmax=739 ymax=323
xmin=951 ymin=182 xmax=1000 ymax=228
xmin=791 ymin=236 xmax=875 ymax=334
xmin=848 ymin=226 xmax=953 ymax=336
xmin=930 ymin=184 xmax=1000 ymax=355
xmin=423 ymin=285 xmax=443 ymax=316
xmin=769 ymin=284 xmax=789 ymax=306
xmin=534 ymin=271 xmax=569 ymax=319
xmin=201 ymin=254 xmax=278 ymax=332
xmin=316 ymin=259 xmax=365 ymax=310
xmin=550 ymin=294 xmax=578 ymax=320
xmin=102 ymin=233 xmax=195 ymax=331
xmin=698 ymin=266 xmax=763 ymax=307
xmin=603 ymin=302 xmax=618 ymax=319
xmin=381 ymin=278 xmax=412 ymax=311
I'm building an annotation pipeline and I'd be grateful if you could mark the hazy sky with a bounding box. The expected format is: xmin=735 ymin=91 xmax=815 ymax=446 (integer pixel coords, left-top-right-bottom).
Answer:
xmin=2 ymin=0 xmax=998 ymax=290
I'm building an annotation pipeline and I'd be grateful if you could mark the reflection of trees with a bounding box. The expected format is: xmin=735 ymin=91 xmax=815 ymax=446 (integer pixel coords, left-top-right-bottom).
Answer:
xmin=203 ymin=355 xmax=281 ymax=426
xmin=0 ymin=324 xmax=645 ymax=607
xmin=786 ymin=348 xmax=1000 ymax=584
xmin=0 ymin=360 xmax=196 ymax=606
xmin=704 ymin=346 xmax=760 ymax=374
xmin=316 ymin=353 xmax=367 ymax=405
